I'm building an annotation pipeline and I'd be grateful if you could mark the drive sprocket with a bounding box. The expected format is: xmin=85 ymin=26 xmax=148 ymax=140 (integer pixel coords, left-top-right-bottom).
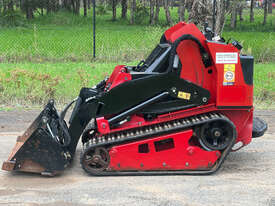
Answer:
xmin=80 ymin=147 xmax=110 ymax=175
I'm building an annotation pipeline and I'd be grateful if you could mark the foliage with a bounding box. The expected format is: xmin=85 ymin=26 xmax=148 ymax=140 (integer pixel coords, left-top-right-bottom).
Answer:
xmin=134 ymin=2 xmax=149 ymax=24
xmin=0 ymin=11 xmax=274 ymax=63
xmin=96 ymin=3 xmax=109 ymax=16
xmin=0 ymin=10 xmax=26 ymax=27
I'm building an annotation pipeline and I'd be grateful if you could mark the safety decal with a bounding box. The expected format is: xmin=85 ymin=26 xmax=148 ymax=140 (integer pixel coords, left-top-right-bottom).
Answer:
xmin=223 ymin=64 xmax=235 ymax=85
xmin=178 ymin=91 xmax=191 ymax=100
xmin=216 ymin=52 xmax=238 ymax=64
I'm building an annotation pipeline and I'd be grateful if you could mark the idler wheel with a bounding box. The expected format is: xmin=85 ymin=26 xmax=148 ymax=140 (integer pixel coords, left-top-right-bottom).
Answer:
xmin=198 ymin=120 xmax=234 ymax=151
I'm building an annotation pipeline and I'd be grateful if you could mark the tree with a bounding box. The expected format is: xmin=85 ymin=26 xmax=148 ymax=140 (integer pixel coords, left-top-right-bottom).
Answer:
xmin=163 ymin=0 xmax=173 ymax=25
xmin=111 ymin=0 xmax=118 ymax=21
xmin=154 ymin=0 xmax=160 ymax=23
xmin=130 ymin=0 xmax=136 ymax=24
xmin=250 ymin=0 xmax=255 ymax=22
xmin=238 ymin=0 xmax=244 ymax=21
xmin=149 ymin=0 xmax=155 ymax=25
xmin=188 ymin=0 xmax=211 ymax=27
xmin=62 ymin=0 xmax=72 ymax=11
xmin=178 ymin=0 xmax=186 ymax=22
xmin=88 ymin=0 xmax=91 ymax=10
xmin=268 ymin=0 xmax=272 ymax=14
xmin=263 ymin=0 xmax=268 ymax=25
xmin=83 ymin=0 xmax=87 ymax=17
xmin=71 ymin=0 xmax=81 ymax=15
xmin=188 ymin=0 xmax=227 ymax=36
xmin=121 ymin=0 xmax=127 ymax=19
xmin=7 ymin=0 xmax=14 ymax=12
xmin=46 ymin=0 xmax=51 ymax=14
xmin=214 ymin=0 xmax=227 ymax=35
xmin=230 ymin=0 xmax=238 ymax=29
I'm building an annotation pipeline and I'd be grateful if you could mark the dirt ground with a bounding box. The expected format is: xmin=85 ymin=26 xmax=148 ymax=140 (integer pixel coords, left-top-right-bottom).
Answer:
xmin=0 ymin=110 xmax=275 ymax=206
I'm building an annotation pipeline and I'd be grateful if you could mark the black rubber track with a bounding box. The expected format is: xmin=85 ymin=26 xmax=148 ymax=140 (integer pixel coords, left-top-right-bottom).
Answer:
xmin=80 ymin=112 xmax=237 ymax=176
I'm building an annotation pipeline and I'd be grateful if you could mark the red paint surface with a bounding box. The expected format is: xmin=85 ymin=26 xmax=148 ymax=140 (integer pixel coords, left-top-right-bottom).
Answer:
xmin=96 ymin=117 xmax=110 ymax=134
xmin=109 ymin=130 xmax=220 ymax=171
xmin=105 ymin=65 xmax=132 ymax=90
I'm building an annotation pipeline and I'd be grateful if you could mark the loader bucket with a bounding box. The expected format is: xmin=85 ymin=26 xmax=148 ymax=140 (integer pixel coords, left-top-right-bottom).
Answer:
xmin=2 ymin=100 xmax=72 ymax=176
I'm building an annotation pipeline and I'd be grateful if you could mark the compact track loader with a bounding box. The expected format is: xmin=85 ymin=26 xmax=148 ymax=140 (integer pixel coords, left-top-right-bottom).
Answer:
xmin=2 ymin=22 xmax=267 ymax=176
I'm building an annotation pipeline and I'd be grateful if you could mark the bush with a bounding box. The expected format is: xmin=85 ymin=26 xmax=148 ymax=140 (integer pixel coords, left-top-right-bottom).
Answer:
xmin=134 ymin=2 xmax=149 ymax=24
xmin=0 ymin=10 xmax=26 ymax=27
xmin=96 ymin=3 xmax=109 ymax=15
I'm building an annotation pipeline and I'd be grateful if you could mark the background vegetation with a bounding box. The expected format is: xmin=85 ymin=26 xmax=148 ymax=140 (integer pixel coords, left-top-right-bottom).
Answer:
xmin=0 ymin=0 xmax=274 ymax=109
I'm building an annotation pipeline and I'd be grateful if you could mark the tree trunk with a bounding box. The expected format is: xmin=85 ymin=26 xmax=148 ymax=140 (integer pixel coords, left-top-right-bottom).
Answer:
xmin=163 ymin=0 xmax=173 ymax=25
xmin=27 ymin=8 xmax=34 ymax=19
xmin=130 ymin=0 xmax=136 ymax=24
xmin=111 ymin=0 xmax=117 ymax=21
xmin=263 ymin=0 xmax=268 ymax=25
xmin=149 ymin=0 xmax=155 ymax=25
xmin=83 ymin=0 xmax=87 ymax=17
xmin=15 ymin=0 xmax=20 ymax=9
xmin=25 ymin=0 xmax=34 ymax=20
xmin=76 ymin=0 xmax=80 ymax=15
xmin=3 ymin=0 xmax=7 ymax=12
xmin=268 ymin=0 xmax=272 ymax=13
xmin=47 ymin=0 xmax=51 ymax=14
xmin=121 ymin=0 xmax=127 ymax=19
xmin=238 ymin=2 xmax=244 ymax=21
xmin=188 ymin=0 xmax=211 ymax=26
xmin=7 ymin=0 xmax=14 ymax=11
xmin=63 ymin=0 xmax=71 ymax=11
xmin=230 ymin=2 xmax=237 ymax=29
xmin=214 ymin=0 xmax=226 ymax=36
xmin=178 ymin=0 xmax=186 ymax=22
xmin=250 ymin=0 xmax=254 ymax=22
xmin=19 ymin=0 xmax=23 ymax=11
xmin=154 ymin=0 xmax=160 ymax=23
xmin=88 ymin=0 xmax=91 ymax=10
xmin=71 ymin=0 xmax=80 ymax=15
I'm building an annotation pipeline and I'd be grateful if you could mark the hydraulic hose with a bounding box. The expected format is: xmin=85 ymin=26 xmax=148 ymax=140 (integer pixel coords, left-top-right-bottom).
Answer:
xmin=168 ymin=34 xmax=211 ymax=72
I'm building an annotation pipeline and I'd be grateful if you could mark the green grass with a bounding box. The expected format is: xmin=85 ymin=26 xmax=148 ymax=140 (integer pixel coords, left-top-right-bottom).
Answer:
xmin=223 ymin=32 xmax=275 ymax=63
xmin=0 ymin=62 xmax=117 ymax=106
xmin=0 ymin=9 xmax=274 ymax=108
xmin=0 ymin=9 xmax=274 ymax=63
xmin=0 ymin=62 xmax=274 ymax=109
xmin=253 ymin=63 xmax=275 ymax=108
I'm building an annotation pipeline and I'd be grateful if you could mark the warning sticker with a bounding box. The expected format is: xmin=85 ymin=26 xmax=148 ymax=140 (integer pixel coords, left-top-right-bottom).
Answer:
xmin=223 ymin=64 xmax=235 ymax=85
xmin=178 ymin=91 xmax=191 ymax=100
xmin=216 ymin=52 xmax=238 ymax=64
